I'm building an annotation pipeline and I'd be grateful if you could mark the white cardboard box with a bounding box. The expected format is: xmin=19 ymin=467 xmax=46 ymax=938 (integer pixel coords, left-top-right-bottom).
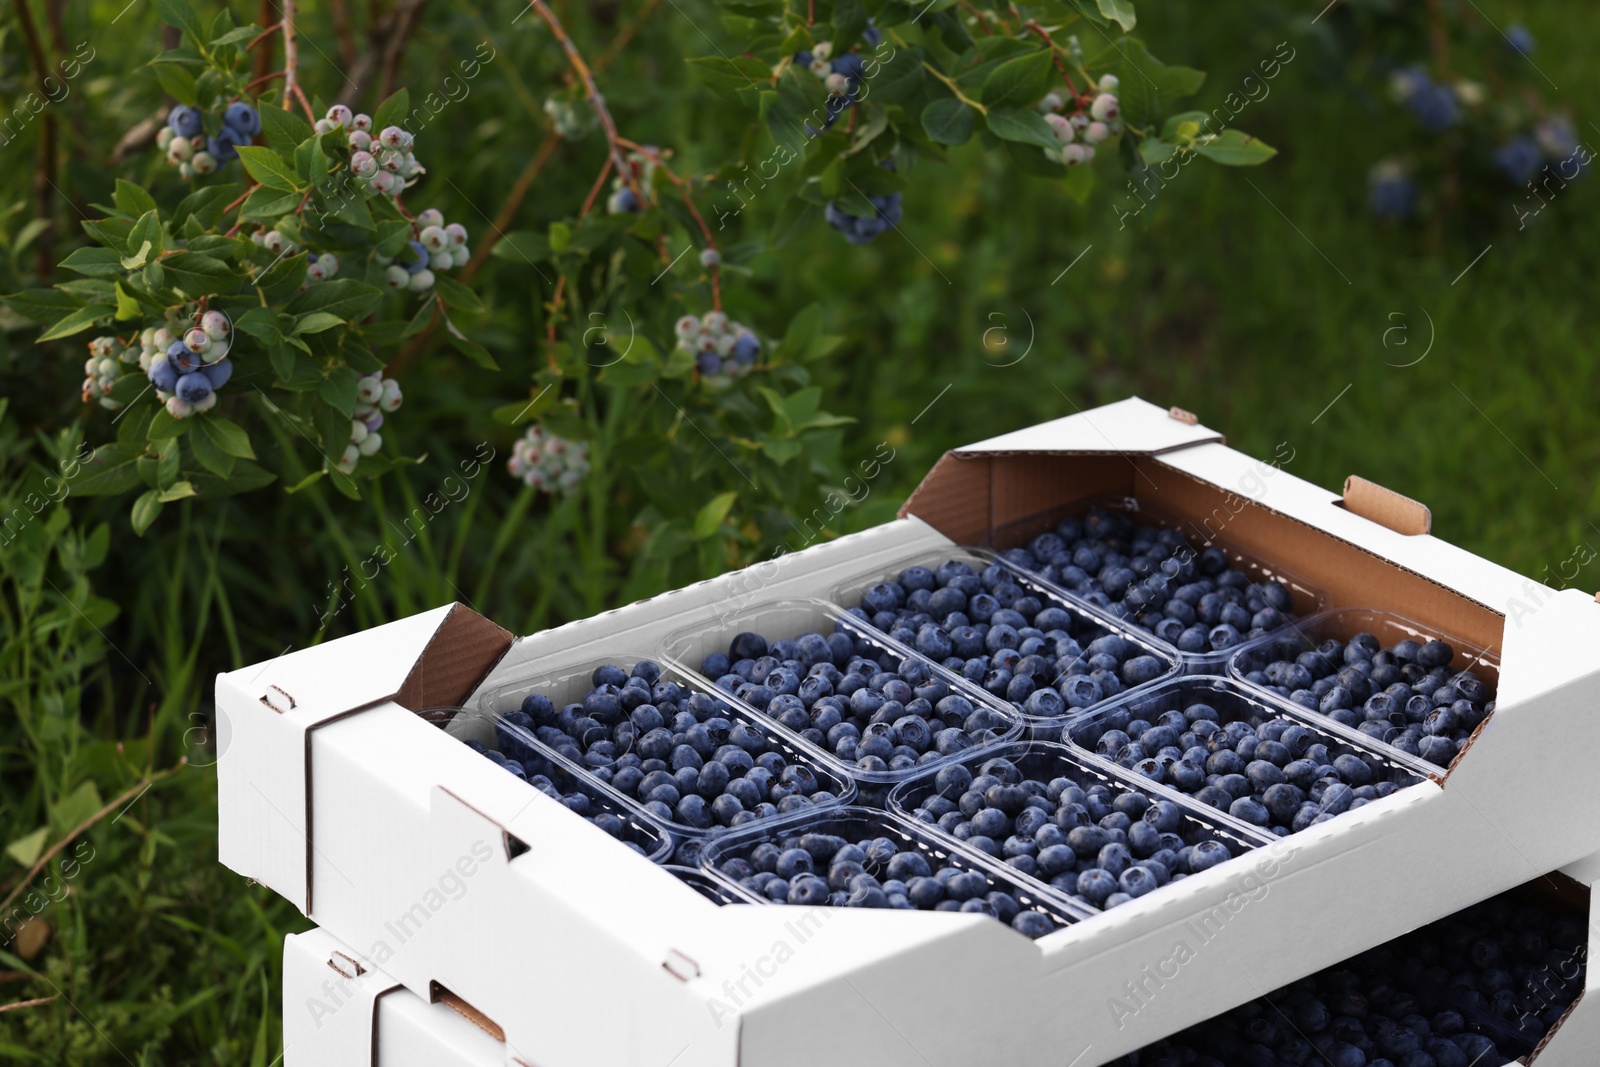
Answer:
xmin=283 ymin=927 xmax=505 ymax=1067
xmin=221 ymin=397 xmax=1600 ymax=1066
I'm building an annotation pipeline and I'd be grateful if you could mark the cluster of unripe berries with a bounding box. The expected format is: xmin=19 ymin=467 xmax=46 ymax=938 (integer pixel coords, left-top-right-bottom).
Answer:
xmin=1038 ymin=74 xmax=1121 ymax=167
xmin=605 ymin=148 xmax=659 ymax=215
xmin=335 ymin=372 xmax=402 ymax=473
xmin=143 ymin=310 xmax=235 ymax=418
xmin=156 ymin=102 xmax=260 ymax=178
xmin=543 ymin=96 xmax=591 ymax=139
xmin=246 ymin=227 xmax=342 ymax=288
xmin=507 ymin=424 xmax=590 ymax=495
xmin=378 ymin=209 xmax=469 ymax=293
xmin=674 ymin=310 xmax=761 ymax=381
xmin=317 ymin=105 xmax=423 ymax=198
xmin=81 ymin=336 xmax=132 ymax=410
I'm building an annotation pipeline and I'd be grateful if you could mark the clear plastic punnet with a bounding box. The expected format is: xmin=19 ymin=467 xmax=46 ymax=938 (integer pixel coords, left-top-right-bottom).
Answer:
xmin=827 ymin=545 xmax=1180 ymax=734
xmin=471 ymin=652 xmax=855 ymax=862
xmin=887 ymin=740 xmax=1271 ymax=914
xmin=1228 ymin=606 xmax=1501 ymax=775
xmin=981 ymin=493 xmax=1329 ymax=675
xmin=664 ymin=864 xmax=763 ymax=905
xmin=442 ymin=706 xmax=675 ymax=864
xmin=1063 ymin=676 xmax=1427 ymax=838
xmin=662 ymin=597 xmax=1024 ymax=802
xmin=698 ymin=805 xmax=1093 ymax=938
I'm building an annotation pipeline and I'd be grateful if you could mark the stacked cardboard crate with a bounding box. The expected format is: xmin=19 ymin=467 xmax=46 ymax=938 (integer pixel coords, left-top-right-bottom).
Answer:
xmin=220 ymin=397 xmax=1600 ymax=1065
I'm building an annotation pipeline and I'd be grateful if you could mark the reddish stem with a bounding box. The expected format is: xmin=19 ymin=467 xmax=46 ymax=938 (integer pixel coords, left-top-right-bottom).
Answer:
xmin=246 ymin=21 xmax=283 ymax=51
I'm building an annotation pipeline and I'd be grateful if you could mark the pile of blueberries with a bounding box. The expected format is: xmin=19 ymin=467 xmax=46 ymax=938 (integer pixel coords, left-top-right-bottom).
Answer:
xmin=699 ymin=627 xmax=1016 ymax=775
xmin=844 ymin=557 xmax=1171 ymax=720
xmin=996 ymin=507 xmax=1300 ymax=656
xmin=1237 ymin=630 xmax=1495 ymax=769
xmin=711 ymin=817 xmax=1063 ymax=938
xmin=467 ymin=741 xmax=663 ymax=859
xmin=1069 ymin=691 xmax=1412 ymax=835
xmin=145 ymin=310 xmax=235 ymax=418
xmin=1117 ymin=891 xmax=1586 ymax=1067
xmin=901 ymin=753 xmax=1242 ymax=911
xmin=497 ymin=661 xmax=843 ymax=835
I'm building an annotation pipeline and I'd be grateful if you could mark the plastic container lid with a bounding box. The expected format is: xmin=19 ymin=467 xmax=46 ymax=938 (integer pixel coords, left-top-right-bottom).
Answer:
xmin=698 ymin=804 xmax=1093 ymax=937
xmin=662 ymin=597 xmax=1024 ymax=786
xmin=888 ymin=740 xmax=1272 ymax=914
xmin=827 ymin=544 xmax=1181 ymax=732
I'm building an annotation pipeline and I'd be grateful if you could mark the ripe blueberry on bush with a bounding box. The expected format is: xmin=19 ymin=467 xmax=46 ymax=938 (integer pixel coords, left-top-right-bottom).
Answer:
xmin=844 ymin=556 xmax=1173 ymax=720
xmin=508 ymin=422 xmax=590 ymax=494
xmin=998 ymin=507 xmax=1300 ymax=655
xmin=701 ymin=622 xmax=1015 ymax=775
xmin=825 ymin=192 xmax=903 ymax=244
xmin=605 ymin=148 xmax=659 ymax=214
xmin=713 ymin=820 xmax=1063 ymax=937
xmin=1238 ymin=630 xmax=1495 ymax=769
xmin=1369 ymin=161 xmax=1417 ymax=219
xmin=905 ymin=753 xmax=1246 ymax=911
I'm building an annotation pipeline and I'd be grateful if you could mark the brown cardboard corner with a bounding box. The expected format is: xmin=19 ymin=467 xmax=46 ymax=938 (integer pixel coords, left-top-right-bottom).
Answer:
xmin=1343 ymin=475 xmax=1432 ymax=536
xmin=432 ymin=983 xmax=507 ymax=1043
xmin=395 ymin=604 xmax=515 ymax=714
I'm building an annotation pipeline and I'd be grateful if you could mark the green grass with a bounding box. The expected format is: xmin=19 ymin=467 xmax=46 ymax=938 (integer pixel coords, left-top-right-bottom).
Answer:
xmin=2 ymin=1 xmax=1597 ymax=1063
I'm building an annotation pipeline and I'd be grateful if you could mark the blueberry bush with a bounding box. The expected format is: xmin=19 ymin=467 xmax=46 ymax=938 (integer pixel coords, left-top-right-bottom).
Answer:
xmin=0 ymin=0 xmax=1596 ymax=1060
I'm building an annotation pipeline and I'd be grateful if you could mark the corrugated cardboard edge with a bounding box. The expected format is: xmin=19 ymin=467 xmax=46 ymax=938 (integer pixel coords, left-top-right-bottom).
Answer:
xmin=1344 ymin=475 xmax=1432 ymax=536
xmin=394 ymin=605 xmax=515 ymax=713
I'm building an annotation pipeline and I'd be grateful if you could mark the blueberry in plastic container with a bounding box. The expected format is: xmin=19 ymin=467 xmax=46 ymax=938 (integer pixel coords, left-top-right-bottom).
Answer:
xmin=466 ymin=739 xmax=668 ymax=860
xmin=700 ymin=622 xmax=1013 ymax=776
xmin=1237 ymin=626 xmax=1495 ymax=770
xmin=704 ymin=809 xmax=1076 ymax=938
xmin=896 ymin=746 xmax=1258 ymax=912
xmin=845 ymin=556 xmax=1175 ymax=720
xmin=998 ymin=506 xmax=1302 ymax=655
xmin=1109 ymin=884 xmax=1585 ymax=1066
xmin=1069 ymin=680 xmax=1421 ymax=835
xmin=497 ymin=659 xmax=847 ymax=839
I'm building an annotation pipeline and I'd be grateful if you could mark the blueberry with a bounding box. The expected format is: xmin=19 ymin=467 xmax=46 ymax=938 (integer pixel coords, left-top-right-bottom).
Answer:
xmin=223 ymin=102 xmax=261 ymax=137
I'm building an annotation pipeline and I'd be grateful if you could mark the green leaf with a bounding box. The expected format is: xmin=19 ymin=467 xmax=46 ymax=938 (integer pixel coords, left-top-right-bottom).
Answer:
xmin=686 ymin=56 xmax=771 ymax=100
xmin=188 ymin=421 xmax=236 ymax=476
xmin=69 ymin=444 xmax=145 ymax=496
xmin=237 ymin=145 xmax=301 ymax=191
xmin=163 ymin=252 xmax=241 ymax=296
xmin=1140 ymin=136 xmax=1178 ymax=165
xmin=372 ymin=88 xmax=412 ymax=133
xmin=173 ymin=184 xmax=240 ymax=229
xmin=981 ymin=50 xmax=1053 ymax=110
xmin=1195 ymin=129 xmax=1278 ymax=166
xmin=985 ymin=108 xmax=1060 ymax=148
xmin=5 ymin=826 xmax=49 ymax=867
xmin=83 ymin=217 xmax=134 ymax=253
xmin=115 ymin=281 xmax=143 ymax=321
xmin=149 ymin=407 xmax=192 ymax=439
xmin=60 ymin=247 xmax=126 ymax=278
xmin=131 ymin=489 xmax=164 ymax=535
xmin=233 ymin=307 xmax=283 ymax=343
xmin=159 ymin=480 xmax=198 ymax=502
xmin=3 ymin=288 xmax=83 ymax=323
xmin=293 ymin=311 xmax=345 ymax=335
xmin=198 ymin=414 xmax=255 ymax=458
xmin=693 ymin=492 xmax=739 ymax=540
xmin=1062 ymin=162 xmax=1095 ymax=204
xmin=442 ymin=313 xmax=498 ymax=370
xmin=285 ymin=279 xmax=383 ymax=321
xmin=189 ymin=458 xmax=276 ymax=496
xmin=1096 ymin=0 xmax=1137 ymax=31
xmin=258 ymin=100 xmax=312 ymax=157
xmin=151 ymin=61 xmax=198 ymax=105
xmin=922 ymin=98 xmax=976 ymax=144
xmin=492 ymin=389 xmax=557 ymax=426
xmin=241 ymin=187 xmax=303 ymax=220
xmin=211 ymin=23 xmax=265 ymax=46
xmin=831 ymin=0 xmax=868 ymax=54
xmin=432 ymin=274 xmax=484 ymax=313
xmin=490 ymin=231 xmax=551 ymax=264
xmin=38 ymin=304 xmax=114 ymax=341
xmin=318 ymin=366 xmax=359 ymax=415
xmin=154 ymin=0 xmax=205 ymax=43
xmin=114 ymin=180 xmax=159 ymax=218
